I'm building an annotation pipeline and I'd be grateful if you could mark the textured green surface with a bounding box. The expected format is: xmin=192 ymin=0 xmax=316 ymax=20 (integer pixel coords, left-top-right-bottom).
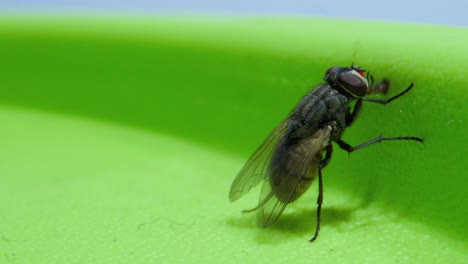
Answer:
xmin=0 ymin=16 xmax=467 ymax=263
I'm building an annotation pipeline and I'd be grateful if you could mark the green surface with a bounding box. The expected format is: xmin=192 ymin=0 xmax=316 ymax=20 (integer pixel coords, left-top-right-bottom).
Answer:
xmin=0 ymin=16 xmax=467 ymax=263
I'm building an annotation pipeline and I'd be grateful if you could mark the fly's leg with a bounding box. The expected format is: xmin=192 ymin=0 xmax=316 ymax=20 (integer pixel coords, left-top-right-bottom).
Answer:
xmin=363 ymin=82 xmax=414 ymax=105
xmin=310 ymin=144 xmax=333 ymax=242
xmin=347 ymin=82 xmax=414 ymax=126
xmin=336 ymin=136 xmax=423 ymax=153
xmin=347 ymin=98 xmax=363 ymax=126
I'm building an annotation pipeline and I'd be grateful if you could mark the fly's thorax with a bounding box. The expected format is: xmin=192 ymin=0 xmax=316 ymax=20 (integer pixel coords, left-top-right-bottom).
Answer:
xmin=321 ymin=88 xmax=350 ymax=140
xmin=290 ymin=84 xmax=350 ymax=140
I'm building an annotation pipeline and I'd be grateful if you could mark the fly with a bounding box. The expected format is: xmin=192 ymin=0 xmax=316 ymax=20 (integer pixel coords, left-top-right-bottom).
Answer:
xmin=229 ymin=65 xmax=423 ymax=242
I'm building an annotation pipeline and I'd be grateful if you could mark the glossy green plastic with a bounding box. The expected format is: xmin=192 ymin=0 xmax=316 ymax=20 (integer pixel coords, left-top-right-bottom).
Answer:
xmin=0 ymin=16 xmax=466 ymax=263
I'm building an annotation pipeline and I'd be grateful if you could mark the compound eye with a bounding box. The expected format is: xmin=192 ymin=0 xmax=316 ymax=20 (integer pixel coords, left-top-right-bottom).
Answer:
xmin=339 ymin=71 xmax=368 ymax=97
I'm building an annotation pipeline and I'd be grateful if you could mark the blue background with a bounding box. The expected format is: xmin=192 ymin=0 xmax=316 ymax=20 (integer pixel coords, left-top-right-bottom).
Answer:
xmin=1 ymin=0 xmax=467 ymax=26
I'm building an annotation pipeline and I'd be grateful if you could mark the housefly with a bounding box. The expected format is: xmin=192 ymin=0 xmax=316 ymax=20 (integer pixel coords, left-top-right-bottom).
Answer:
xmin=229 ymin=65 xmax=423 ymax=242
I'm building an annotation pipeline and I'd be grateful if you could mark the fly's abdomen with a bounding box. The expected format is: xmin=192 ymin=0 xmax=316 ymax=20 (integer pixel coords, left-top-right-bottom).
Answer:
xmin=269 ymin=140 xmax=324 ymax=203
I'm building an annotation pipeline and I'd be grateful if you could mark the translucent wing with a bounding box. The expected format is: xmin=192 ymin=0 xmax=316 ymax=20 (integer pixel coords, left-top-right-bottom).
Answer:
xmin=229 ymin=120 xmax=289 ymax=202
xmin=256 ymin=125 xmax=332 ymax=227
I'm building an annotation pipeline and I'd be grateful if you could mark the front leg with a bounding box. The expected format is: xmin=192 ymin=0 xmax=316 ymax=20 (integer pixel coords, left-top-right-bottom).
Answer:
xmin=347 ymin=81 xmax=415 ymax=126
xmin=363 ymin=82 xmax=414 ymax=105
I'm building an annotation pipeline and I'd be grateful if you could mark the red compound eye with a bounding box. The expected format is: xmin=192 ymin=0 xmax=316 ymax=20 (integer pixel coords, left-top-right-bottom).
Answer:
xmin=358 ymin=71 xmax=365 ymax=77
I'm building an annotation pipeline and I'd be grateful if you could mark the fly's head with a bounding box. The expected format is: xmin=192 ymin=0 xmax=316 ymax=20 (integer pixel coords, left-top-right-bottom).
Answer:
xmin=325 ymin=65 xmax=391 ymax=97
xmin=324 ymin=65 xmax=369 ymax=98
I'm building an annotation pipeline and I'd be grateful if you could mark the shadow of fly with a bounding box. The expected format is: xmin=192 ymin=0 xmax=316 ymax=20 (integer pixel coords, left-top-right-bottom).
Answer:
xmin=229 ymin=65 xmax=423 ymax=242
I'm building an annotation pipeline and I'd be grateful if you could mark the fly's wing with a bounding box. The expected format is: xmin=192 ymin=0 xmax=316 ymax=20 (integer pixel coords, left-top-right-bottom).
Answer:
xmin=256 ymin=125 xmax=332 ymax=227
xmin=229 ymin=120 xmax=289 ymax=202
